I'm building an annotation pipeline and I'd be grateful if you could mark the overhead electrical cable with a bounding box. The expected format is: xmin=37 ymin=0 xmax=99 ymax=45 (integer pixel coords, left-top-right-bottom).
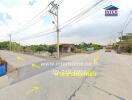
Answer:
xmin=13 ymin=0 xmax=111 ymax=41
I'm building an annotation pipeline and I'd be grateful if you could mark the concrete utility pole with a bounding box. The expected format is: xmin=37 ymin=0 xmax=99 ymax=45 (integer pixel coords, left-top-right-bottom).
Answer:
xmin=49 ymin=1 xmax=60 ymax=59
xmin=120 ymin=31 xmax=123 ymax=43
xmin=9 ymin=34 xmax=12 ymax=51
xmin=118 ymin=31 xmax=123 ymax=53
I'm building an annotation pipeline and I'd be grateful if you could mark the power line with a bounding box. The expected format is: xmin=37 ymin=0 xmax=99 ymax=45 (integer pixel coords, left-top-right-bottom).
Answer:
xmin=124 ymin=16 xmax=132 ymax=31
xmin=13 ymin=12 xmax=48 ymax=34
xmin=11 ymin=0 xmax=56 ymax=36
xmin=12 ymin=0 xmax=63 ymax=42
xmin=121 ymin=9 xmax=132 ymax=31
xmin=48 ymin=0 xmax=60 ymax=58
xmin=13 ymin=0 xmax=110 ymax=42
xmin=60 ymin=0 xmax=111 ymax=30
xmin=13 ymin=30 xmax=56 ymax=41
xmin=117 ymin=9 xmax=132 ymax=51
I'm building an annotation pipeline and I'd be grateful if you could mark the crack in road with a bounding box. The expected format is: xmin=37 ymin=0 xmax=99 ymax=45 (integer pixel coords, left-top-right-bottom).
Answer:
xmin=67 ymin=63 xmax=98 ymax=100
xmin=68 ymin=77 xmax=87 ymax=100
xmin=73 ymin=60 xmax=127 ymax=100
xmin=75 ymin=76 xmax=126 ymax=100
xmin=92 ymin=85 xmax=126 ymax=100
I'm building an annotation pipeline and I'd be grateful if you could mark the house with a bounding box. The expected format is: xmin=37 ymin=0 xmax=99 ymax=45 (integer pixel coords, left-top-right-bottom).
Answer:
xmin=59 ymin=44 xmax=74 ymax=53
xmin=116 ymin=33 xmax=132 ymax=53
xmin=104 ymin=5 xmax=119 ymax=16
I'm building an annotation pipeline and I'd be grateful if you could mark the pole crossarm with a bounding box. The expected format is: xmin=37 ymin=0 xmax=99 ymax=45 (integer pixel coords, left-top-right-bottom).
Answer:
xmin=48 ymin=1 xmax=60 ymax=59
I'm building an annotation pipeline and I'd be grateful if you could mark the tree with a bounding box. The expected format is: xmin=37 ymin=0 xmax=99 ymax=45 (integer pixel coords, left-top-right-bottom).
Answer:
xmin=48 ymin=45 xmax=56 ymax=56
xmin=11 ymin=42 xmax=21 ymax=51
xmin=29 ymin=45 xmax=48 ymax=54
xmin=36 ymin=46 xmax=44 ymax=54
xmin=75 ymin=42 xmax=102 ymax=51
xmin=127 ymin=45 xmax=132 ymax=53
xmin=0 ymin=41 xmax=9 ymax=50
xmin=71 ymin=46 xmax=76 ymax=53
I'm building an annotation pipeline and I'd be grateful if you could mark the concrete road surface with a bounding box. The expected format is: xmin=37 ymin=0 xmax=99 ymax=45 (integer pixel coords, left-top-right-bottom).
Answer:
xmin=0 ymin=50 xmax=44 ymax=68
xmin=0 ymin=50 xmax=132 ymax=100
xmin=0 ymin=50 xmax=47 ymax=84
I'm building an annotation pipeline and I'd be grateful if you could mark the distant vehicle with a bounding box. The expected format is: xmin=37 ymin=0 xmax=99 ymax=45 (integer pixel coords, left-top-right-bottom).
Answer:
xmin=105 ymin=46 xmax=112 ymax=52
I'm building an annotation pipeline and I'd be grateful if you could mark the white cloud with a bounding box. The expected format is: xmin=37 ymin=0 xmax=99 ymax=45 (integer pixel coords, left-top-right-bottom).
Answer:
xmin=0 ymin=0 xmax=132 ymax=45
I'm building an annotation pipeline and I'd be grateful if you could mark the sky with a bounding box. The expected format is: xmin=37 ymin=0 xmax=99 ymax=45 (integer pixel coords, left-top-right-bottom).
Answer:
xmin=0 ymin=0 xmax=132 ymax=45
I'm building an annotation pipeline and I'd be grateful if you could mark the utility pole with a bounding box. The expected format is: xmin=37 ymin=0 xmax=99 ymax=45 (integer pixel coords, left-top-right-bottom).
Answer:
xmin=120 ymin=31 xmax=123 ymax=43
xmin=9 ymin=34 xmax=12 ymax=51
xmin=118 ymin=31 xmax=123 ymax=53
xmin=49 ymin=1 xmax=60 ymax=59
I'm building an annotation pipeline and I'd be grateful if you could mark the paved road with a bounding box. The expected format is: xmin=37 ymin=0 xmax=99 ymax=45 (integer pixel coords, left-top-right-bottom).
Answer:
xmin=0 ymin=50 xmax=63 ymax=83
xmin=0 ymin=50 xmax=44 ymax=68
xmin=0 ymin=50 xmax=132 ymax=100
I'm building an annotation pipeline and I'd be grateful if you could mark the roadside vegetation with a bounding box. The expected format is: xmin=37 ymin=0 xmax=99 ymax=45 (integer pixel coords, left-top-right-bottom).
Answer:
xmin=113 ymin=33 xmax=132 ymax=54
xmin=0 ymin=41 xmax=102 ymax=56
xmin=74 ymin=42 xmax=102 ymax=51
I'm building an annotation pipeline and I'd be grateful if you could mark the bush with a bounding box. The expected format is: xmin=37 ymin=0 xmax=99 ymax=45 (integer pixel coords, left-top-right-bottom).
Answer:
xmin=127 ymin=46 xmax=132 ymax=53
xmin=48 ymin=45 xmax=57 ymax=56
